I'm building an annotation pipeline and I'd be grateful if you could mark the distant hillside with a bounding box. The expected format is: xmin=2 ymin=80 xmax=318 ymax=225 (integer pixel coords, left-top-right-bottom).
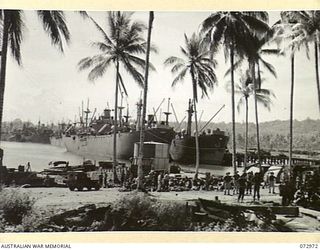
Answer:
xmin=175 ymin=119 xmax=320 ymax=152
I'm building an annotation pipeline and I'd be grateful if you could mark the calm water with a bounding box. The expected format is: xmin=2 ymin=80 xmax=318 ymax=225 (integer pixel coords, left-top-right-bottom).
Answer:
xmin=0 ymin=141 xmax=235 ymax=176
xmin=0 ymin=141 xmax=84 ymax=172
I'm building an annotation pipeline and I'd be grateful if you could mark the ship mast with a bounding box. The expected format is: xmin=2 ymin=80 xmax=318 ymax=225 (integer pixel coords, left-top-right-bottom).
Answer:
xmin=84 ymin=99 xmax=91 ymax=130
xmin=136 ymin=99 xmax=143 ymax=131
xmin=123 ymin=102 xmax=130 ymax=124
xmin=118 ymin=92 xmax=125 ymax=127
xmin=163 ymin=97 xmax=171 ymax=126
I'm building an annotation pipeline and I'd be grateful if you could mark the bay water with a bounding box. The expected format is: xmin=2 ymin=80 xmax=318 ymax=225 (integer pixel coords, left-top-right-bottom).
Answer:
xmin=0 ymin=141 xmax=84 ymax=172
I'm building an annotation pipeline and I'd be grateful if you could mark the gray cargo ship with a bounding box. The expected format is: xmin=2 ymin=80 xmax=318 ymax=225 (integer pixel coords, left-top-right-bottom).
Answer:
xmin=169 ymin=99 xmax=230 ymax=165
xmin=61 ymin=101 xmax=176 ymax=160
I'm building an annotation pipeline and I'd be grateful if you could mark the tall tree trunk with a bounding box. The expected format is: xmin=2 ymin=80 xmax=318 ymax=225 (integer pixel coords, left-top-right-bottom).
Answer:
xmin=190 ymin=68 xmax=200 ymax=177
xmin=137 ymin=11 xmax=154 ymax=190
xmin=244 ymin=97 xmax=248 ymax=169
xmin=230 ymin=44 xmax=237 ymax=174
xmin=193 ymin=98 xmax=200 ymax=177
xmin=251 ymin=62 xmax=261 ymax=172
xmin=0 ymin=12 xmax=10 ymax=142
xmin=113 ymin=59 xmax=120 ymax=182
xmin=289 ymin=53 xmax=295 ymax=169
xmin=257 ymin=61 xmax=262 ymax=90
xmin=314 ymin=40 xmax=320 ymax=113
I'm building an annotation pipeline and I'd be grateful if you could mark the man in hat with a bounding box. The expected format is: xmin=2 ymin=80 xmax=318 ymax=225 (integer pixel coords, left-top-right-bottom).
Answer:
xmin=238 ymin=173 xmax=247 ymax=203
xmin=233 ymin=171 xmax=240 ymax=195
xmin=223 ymin=172 xmax=232 ymax=195
xmin=269 ymin=172 xmax=276 ymax=194
xmin=253 ymin=172 xmax=262 ymax=201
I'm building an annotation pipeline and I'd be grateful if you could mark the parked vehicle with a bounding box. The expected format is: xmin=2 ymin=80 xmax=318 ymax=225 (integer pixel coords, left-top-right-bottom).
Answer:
xmin=66 ymin=170 xmax=101 ymax=191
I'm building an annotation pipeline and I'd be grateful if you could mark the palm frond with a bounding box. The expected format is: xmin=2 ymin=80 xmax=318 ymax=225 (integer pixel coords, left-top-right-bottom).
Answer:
xmin=260 ymin=48 xmax=282 ymax=56
xmin=78 ymin=11 xmax=89 ymax=19
xmin=236 ymin=96 xmax=246 ymax=113
xmin=37 ymin=10 xmax=70 ymax=52
xmin=6 ymin=10 xmax=25 ymax=65
xmin=126 ymin=54 xmax=156 ymax=71
xmin=122 ymin=57 xmax=144 ymax=87
xmin=89 ymin=16 xmax=113 ymax=46
xmin=171 ymin=68 xmax=188 ymax=87
xmin=90 ymin=41 xmax=112 ymax=52
xmin=224 ymin=59 xmax=244 ymax=77
xmin=164 ymin=56 xmax=184 ymax=66
xmin=87 ymin=57 xmax=113 ymax=81
xmin=170 ymin=63 xmax=186 ymax=74
xmin=257 ymin=88 xmax=276 ymax=98
xmin=259 ymin=58 xmax=277 ymax=78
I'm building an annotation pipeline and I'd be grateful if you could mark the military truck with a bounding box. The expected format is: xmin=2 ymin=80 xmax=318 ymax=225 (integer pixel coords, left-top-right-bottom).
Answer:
xmin=66 ymin=170 xmax=101 ymax=191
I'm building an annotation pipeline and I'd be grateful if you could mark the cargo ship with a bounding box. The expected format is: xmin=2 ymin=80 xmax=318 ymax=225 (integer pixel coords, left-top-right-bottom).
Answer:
xmin=61 ymin=100 xmax=176 ymax=161
xmin=49 ymin=123 xmax=67 ymax=147
xmin=49 ymin=136 xmax=64 ymax=147
xmin=169 ymin=99 xmax=230 ymax=165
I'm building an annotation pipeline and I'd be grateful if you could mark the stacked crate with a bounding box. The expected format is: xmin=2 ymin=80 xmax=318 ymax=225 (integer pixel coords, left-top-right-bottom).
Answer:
xmin=133 ymin=142 xmax=170 ymax=172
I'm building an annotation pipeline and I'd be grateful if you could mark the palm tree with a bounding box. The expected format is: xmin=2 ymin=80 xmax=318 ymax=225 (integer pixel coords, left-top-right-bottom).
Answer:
xmin=246 ymin=30 xmax=280 ymax=172
xmin=201 ymin=11 xmax=270 ymax=174
xmin=283 ymin=11 xmax=320 ymax=112
xmin=0 ymin=10 xmax=70 ymax=141
xmin=137 ymin=11 xmax=154 ymax=190
xmin=234 ymin=70 xmax=275 ymax=168
xmin=234 ymin=71 xmax=251 ymax=168
xmin=225 ymin=29 xmax=279 ymax=171
xmin=164 ymin=33 xmax=217 ymax=176
xmin=274 ymin=11 xmax=307 ymax=170
xmin=78 ymin=12 xmax=149 ymax=181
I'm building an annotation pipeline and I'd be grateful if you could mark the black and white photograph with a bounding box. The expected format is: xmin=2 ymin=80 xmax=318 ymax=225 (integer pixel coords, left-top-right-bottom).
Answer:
xmin=0 ymin=7 xmax=319 ymax=234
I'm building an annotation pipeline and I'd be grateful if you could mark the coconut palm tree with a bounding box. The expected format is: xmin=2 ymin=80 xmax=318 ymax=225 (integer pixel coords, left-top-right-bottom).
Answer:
xmin=201 ymin=11 xmax=270 ymax=174
xmin=246 ymin=31 xmax=280 ymax=172
xmin=0 ymin=10 xmax=70 ymax=141
xmin=225 ymin=29 xmax=279 ymax=171
xmin=137 ymin=11 xmax=154 ymax=190
xmin=234 ymin=70 xmax=275 ymax=168
xmin=78 ymin=12 xmax=150 ymax=181
xmin=164 ymin=33 xmax=217 ymax=176
xmin=274 ymin=11 xmax=307 ymax=170
xmin=283 ymin=11 xmax=320 ymax=112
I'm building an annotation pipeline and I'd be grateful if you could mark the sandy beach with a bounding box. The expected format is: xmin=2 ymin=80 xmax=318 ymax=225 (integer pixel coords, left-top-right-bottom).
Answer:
xmin=22 ymin=186 xmax=282 ymax=212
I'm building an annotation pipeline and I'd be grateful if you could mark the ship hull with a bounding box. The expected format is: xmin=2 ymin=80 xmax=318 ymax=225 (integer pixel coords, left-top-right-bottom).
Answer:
xmin=169 ymin=133 xmax=229 ymax=165
xmin=62 ymin=128 xmax=175 ymax=160
xmin=49 ymin=137 xmax=64 ymax=147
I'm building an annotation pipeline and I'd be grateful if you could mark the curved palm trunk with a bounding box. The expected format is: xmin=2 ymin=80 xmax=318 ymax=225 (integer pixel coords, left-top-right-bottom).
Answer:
xmin=244 ymin=97 xmax=248 ymax=169
xmin=289 ymin=53 xmax=295 ymax=169
xmin=0 ymin=12 xmax=10 ymax=143
xmin=137 ymin=11 xmax=154 ymax=190
xmin=315 ymin=40 xmax=320 ymax=112
xmin=113 ymin=59 xmax=120 ymax=183
xmin=251 ymin=62 xmax=261 ymax=172
xmin=230 ymin=44 xmax=237 ymax=174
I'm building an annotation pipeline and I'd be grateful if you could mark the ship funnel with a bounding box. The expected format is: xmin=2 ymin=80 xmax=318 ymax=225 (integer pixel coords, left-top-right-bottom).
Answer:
xmin=104 ymin=109 xmax=111 ymax=119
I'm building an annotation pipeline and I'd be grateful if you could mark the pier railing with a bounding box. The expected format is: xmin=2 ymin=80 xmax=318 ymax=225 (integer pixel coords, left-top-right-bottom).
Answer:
xmin=236 ymin=153 xmax=320 ymax=166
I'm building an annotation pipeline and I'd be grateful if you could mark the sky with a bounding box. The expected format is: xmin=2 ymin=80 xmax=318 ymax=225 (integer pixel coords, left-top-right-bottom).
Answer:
xmin=3 ymin=11 xmax=320 ymax=125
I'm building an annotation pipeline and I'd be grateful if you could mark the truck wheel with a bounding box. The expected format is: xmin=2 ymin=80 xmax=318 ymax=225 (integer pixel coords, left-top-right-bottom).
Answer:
xmin=94 ymin=185 xmax=100 ymax=191
xmin=77 ymin=186 xmax=83 ymax=191
xmin=86 ymin=186 xmax=92 ymax=191
xmin=69 ymin=186 xmax=75 ymax=191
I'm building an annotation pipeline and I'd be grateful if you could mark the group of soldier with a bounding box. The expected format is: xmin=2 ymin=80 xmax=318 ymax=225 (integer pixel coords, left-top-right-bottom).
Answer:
xmin=223 ymin=171 xmax=278 ymax=203
xmin=223 ymin=171 xmax=276 ymax=202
